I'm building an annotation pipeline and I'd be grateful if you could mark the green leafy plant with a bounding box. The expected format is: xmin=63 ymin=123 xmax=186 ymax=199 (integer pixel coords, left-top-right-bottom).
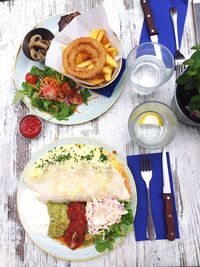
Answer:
xmin=176 ymin=45 xmax=200 ymax=115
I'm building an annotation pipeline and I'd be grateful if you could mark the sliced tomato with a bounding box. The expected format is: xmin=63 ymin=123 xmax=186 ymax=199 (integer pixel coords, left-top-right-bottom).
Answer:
xmin=68 ymin=93 xmax=83 ymax=105
xmin=40 ymin=85 xmax=58 ymax=100
xmin=60 ymin=82 xmax=74 ymax=96
xmin=25 ymin=73 xmax=38 ymax=84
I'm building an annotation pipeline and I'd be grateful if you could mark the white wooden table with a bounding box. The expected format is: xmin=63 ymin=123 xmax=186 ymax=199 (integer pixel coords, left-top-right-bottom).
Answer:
xmin=1 ymin=0 xmax=200 ymax=266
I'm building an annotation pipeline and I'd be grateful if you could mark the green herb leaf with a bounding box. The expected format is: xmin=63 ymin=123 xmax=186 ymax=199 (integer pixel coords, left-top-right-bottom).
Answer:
xmin=190 ymin=95 xmax=200 ymax=102
xmin=183 ymin=59 xmax=195 ymax=66
xmin=176 ymin=73 xmax=191 ymax=85
xmin=187 ymin=69 xmax=197 ymax=76
xmin=93 ymin=201 xmax=133 ymax=253
xmin=191 ymin=45 xmax=200 ymax=50
xmin=80 ymin=88 xmax=91 ymax=104
xmin=12 ymin=90 xmax=25 ymax=104
xmin=189 ymin=100 xmax=200 ymax=111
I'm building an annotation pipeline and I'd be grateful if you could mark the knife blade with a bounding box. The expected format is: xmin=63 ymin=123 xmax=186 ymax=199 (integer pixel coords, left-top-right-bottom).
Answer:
xmin=140 ymin=0 xmax=158 ymax=43
xmin=162 ymin=148 xmax=176 ymax=241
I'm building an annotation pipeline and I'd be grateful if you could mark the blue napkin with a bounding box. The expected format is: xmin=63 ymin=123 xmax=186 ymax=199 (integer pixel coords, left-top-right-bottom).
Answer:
xmin=93 ymin=58 xmax=126 ymax=97
xmin=127 ymin=152 xmax=180 ymax=241
xmin=140 ymin=0 xmax=188 ymax=57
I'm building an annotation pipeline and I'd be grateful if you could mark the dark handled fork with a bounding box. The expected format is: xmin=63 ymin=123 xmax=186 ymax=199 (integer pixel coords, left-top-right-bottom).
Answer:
xmin=170 ymin=7 xmax=186 ymax=79
xmin=140 ymin=154 xmax=156 ymax=240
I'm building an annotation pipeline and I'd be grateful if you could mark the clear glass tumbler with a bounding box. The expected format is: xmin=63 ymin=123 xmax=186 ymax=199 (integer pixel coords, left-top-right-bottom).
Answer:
xmin=128 ymin=101 xmax=178 ymax=149
xmin=126 ymin=42 xmax=174 ymax=95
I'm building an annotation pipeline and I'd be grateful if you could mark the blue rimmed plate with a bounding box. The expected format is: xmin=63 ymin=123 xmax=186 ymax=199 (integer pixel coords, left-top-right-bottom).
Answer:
xmin=14 ymin=15 xmax=125 ymax=125
xmin=17 ymin=137 xmax=137 ymax=261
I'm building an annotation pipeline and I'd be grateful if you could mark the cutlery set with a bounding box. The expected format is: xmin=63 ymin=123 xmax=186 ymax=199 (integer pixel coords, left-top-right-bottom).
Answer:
xmin=141 ymin=0 xmax=186 ymax=79
xmin=140 ymin=150 xmax=176 ymax=241
xmin=139 ymin=0 xmax=179 ymax=241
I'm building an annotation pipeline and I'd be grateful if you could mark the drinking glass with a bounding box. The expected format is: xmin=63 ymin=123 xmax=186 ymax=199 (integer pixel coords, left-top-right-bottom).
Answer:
xmin=128 ymin=101 xmax=178 ymax=149
xmin=126 ymin=42 xmax=174 ymax=95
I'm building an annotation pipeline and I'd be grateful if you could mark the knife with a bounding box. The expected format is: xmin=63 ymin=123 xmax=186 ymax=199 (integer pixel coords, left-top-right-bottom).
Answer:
xmin=140 ymin=0 xmax=159 ymax=43
xmin=162 ymin=148 xmax=176 ymax=241
xmin=140 ymin=0 xmax=163 ymax=60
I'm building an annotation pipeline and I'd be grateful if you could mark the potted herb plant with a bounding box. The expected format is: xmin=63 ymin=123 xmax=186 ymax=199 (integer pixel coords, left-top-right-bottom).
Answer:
xmin=171 ymin=45 xmax=200 ymax=126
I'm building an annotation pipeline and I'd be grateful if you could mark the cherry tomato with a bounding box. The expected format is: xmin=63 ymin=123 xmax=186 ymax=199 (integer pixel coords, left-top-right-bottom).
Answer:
xmin=69 ymin=93 xmax=83 ymax=105
xmin=25 ymin=73 xmax=38 ymax=84
xmin=60 ymin=82 xmax=74 ymax=96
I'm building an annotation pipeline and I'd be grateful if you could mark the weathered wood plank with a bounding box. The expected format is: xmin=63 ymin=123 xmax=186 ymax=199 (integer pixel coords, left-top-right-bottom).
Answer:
xmin=0 ymin=0 xmax=200 ymax=266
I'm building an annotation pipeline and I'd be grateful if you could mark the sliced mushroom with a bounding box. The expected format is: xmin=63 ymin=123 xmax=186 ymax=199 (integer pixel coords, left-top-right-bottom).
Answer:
xmin=28 ymin=34 xmax=51 ymax=61
xmin=38 ymin=49 xmax=46 ymax=61
xmin=29 ymin=34 xmax=43 ymax=43
xmin=30 ymin=48 xmax=40 ymax=61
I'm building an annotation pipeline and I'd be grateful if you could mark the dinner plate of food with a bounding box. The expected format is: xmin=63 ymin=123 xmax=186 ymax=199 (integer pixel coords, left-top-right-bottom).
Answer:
xmin=17 ymin=137 xmax=137 ymax=261
xmin=14 ymin=7 xmax=125 ymax=125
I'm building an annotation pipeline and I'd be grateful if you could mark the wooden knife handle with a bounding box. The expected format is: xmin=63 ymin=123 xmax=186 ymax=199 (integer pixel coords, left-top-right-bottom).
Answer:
xmin=163 ymin=193 xmax=176 ymax=241
xmin=140 ymin=0 xmax=158 ymax=36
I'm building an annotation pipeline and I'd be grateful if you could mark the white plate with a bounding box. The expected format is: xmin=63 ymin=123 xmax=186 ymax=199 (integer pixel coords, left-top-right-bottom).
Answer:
xmin=17 ymin=137 xmax=137 ymax=261
xmin=14 ymin=15 xmax=125 ymax=125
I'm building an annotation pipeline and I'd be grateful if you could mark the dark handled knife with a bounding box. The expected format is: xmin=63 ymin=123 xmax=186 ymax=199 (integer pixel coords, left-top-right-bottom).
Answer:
xmin=140 ymin=0 xmax=159 ymax=43
xmin=162 ymin=148 xmax=176 ymax=241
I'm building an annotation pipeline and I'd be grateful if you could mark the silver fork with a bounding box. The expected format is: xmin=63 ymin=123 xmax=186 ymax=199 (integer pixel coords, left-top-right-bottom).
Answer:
xmin=140 ymin=154 xmax=156 ymax=240
xmin=170 ymin=7 xmax=186 ymax=79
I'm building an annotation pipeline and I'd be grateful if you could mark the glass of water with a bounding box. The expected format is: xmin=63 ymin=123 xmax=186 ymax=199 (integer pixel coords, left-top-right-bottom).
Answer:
xmin=128 ymin=101 xmax=178 ymax=149
xmin=126 ymin=42 xmax=174 ymax=94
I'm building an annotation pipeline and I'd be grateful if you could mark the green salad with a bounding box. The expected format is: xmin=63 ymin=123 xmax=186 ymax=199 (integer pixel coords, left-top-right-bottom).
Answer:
xmin=13 ymin=66 xmax=91 ymax=120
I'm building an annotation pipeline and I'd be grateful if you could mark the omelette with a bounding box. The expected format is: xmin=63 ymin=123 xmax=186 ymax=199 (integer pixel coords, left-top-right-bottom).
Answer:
xmin=24 ymin=144 xmax=131 ymax=203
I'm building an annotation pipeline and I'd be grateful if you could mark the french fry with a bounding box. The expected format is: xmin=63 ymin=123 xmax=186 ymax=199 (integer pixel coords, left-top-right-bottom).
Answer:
xmin=89 ymin=29 xmax=100 ymax=39
xmin=76 ymin=59 xmax=93 ymax=68
xmin=107 ymin=47 xmax=117 ymax=57
xmin=75 ymin=52 xmax=90 ymax=64
xmin=101 ymin=34 xmax=109 ymax=45
xmin=104 ymin=43 xmax=110 ymax=50
xmin=97 ymin=30 xmax=105 ymax=42
xmin=87 ymin=63 xmax=95 ymax=70
xmin=86 ymin=76 xmax=105 ymax=85
xmin=102 ymin=65 xmax=113 ymax=74
xmin=106 ymin=53 xmax=117 ymax=67
xmin=104 ymin=73 xmax=112 ymax=81
xmin=61 ymin=45 xmax=68 ymax=52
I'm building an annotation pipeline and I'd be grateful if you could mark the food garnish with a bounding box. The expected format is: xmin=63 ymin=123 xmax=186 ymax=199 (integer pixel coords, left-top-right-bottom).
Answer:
xmin=63 ymin=202 xmax=87 ymax=249
xmin=86 ymin=197 xmax=128 ymax=235
xmin=62 ymin=29 xmax=118 ymax=85
xmin=47 ymin=202 xmax=69 ymax=238
xmin=58 ymin=12 xmax=81 ymax=32
xmin=28 ymin=34 xmax=51 ymax=61
xmin=93 ymin=201 xmax=133 ymax=252
xmin=13 ymin=66 xmax=91 ymax=120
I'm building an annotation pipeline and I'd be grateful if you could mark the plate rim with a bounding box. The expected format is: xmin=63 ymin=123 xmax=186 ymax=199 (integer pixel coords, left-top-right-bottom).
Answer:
xmin=13 ymin=14 xmax=126 ymax=125
xmin=17 ymin=136 xmax=137 ymax=262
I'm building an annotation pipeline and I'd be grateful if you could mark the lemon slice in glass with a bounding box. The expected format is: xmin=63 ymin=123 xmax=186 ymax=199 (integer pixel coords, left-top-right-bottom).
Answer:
xmin=138 ymin=112 xmax=164 ymax=126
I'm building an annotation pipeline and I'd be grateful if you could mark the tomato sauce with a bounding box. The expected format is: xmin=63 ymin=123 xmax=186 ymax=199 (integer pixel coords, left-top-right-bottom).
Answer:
xmin=19 ymin=115 xmax=42 ymax=139
xmin=63 ymin=202 xmax=87 ymax=250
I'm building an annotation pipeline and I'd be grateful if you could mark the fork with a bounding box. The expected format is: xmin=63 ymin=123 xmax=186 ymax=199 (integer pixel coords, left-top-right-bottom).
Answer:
xmin=140 ymin=154 xmax=156 ymax=240
xmin=170 ymin=7 xmax=186 ymax=79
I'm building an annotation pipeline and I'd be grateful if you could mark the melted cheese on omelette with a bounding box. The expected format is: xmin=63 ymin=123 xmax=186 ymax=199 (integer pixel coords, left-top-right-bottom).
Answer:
xmin=24 ymin=144 xmax=131 ymax=203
